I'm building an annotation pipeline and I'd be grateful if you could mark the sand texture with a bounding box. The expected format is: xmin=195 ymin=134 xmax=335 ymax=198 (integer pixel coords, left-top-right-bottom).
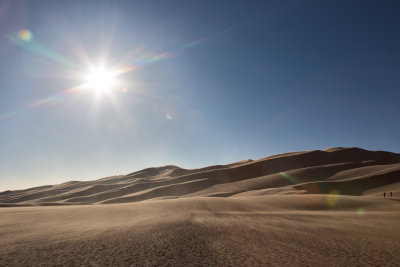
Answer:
xmin=1 ymin=147 xmax=400 ymax=266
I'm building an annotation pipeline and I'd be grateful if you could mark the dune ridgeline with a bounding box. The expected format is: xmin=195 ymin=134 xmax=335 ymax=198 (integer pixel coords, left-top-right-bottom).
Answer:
xmin=1 ymin=147 xmax=400 ymax=206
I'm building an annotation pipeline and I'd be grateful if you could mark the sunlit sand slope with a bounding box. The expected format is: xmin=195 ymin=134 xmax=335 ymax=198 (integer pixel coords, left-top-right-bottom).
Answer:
xmin=1 ymin=147 xmax=400 ymax=205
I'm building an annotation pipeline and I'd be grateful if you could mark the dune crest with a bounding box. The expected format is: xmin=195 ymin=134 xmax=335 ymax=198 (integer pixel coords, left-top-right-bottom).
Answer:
xmin=1 ymin=147 xmax=400 ymax=205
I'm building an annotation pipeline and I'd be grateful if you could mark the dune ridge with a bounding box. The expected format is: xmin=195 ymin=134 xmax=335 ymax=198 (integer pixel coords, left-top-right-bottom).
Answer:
xmin=1 ymin=147 xmax=400 ymax=205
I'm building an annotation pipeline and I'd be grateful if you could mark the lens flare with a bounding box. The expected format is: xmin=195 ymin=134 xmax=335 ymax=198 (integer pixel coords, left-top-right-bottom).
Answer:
xmin=279 ymin=172 xmax=300 ymax=184
xmin=326 ymin=189 xmax=340 ymax=207
xmin=2 ymin=23 xmax=217 ymax=120
xmin=0 ymin=85 xmax=84 ymax=121
xmin=18 ymin=29 xmax=32 ymax=42
xmin=356 ymin=208 xmax=364 ymax=215
xmin=8 ymin=30 xmax=73 ymax=67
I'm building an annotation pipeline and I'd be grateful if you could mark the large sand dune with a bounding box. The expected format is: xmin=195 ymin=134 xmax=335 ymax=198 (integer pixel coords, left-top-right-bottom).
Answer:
xmin=1 ymin=147 xmax=400 ymax=266
xmin=1 ymin=147 xmax=400 ymax=205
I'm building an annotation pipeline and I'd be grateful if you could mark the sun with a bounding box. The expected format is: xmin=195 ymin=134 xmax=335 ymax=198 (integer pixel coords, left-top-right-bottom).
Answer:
xmin=85 ymin=66 xmax=117 ymax=93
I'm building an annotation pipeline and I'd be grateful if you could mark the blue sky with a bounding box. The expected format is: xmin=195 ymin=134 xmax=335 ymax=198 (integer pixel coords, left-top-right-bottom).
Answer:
xmin=1 ymin=0 xmax=400 ymax=190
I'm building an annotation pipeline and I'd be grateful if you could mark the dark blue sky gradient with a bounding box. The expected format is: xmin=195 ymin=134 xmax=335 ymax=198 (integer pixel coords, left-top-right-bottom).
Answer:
xmin=1 ymin=0 xmax=400 ymax=189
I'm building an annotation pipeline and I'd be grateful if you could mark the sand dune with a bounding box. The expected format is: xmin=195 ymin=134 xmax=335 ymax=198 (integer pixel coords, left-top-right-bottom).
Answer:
xmin=1 ymin=147 xmax=400 ymax=265
xmin=1 ymin=147 xmax=399 ymax=205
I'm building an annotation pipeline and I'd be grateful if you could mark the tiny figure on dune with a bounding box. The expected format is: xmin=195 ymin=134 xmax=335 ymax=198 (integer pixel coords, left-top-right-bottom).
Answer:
xmin=391 ymin=192 xmax=393 ymax=197
xmin=384 ymin=192 xmax=386 ymax=198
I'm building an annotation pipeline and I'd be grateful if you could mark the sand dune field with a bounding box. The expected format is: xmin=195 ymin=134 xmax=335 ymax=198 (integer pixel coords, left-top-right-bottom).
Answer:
xmin=1 ymin=147 xmax=400 ymax=266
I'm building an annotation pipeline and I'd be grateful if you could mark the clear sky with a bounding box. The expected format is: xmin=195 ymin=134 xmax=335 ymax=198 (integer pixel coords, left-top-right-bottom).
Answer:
xmin=1 ymin=0 xmax=400 ymax=190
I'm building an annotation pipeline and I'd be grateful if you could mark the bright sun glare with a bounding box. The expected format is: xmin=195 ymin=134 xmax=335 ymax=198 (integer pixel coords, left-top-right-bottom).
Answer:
xmin=85 ymin=66 xmax=117 ymax=93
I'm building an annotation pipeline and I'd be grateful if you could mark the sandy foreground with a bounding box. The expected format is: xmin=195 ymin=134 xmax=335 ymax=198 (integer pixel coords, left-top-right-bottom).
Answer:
xmin=1 ymin=195 xmax=399 ymax=266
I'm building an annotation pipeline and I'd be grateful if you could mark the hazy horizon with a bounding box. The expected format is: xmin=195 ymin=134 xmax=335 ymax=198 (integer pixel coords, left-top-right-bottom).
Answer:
xmin=1 ymin=0 xmax=400 ymax=191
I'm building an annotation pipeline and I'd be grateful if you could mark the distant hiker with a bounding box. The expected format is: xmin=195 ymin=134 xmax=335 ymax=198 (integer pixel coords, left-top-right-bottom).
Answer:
xmin=391 ymin=192 xmax=393 ymax=197
xmin=384 ymin=192 xmax=386 ymax=198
